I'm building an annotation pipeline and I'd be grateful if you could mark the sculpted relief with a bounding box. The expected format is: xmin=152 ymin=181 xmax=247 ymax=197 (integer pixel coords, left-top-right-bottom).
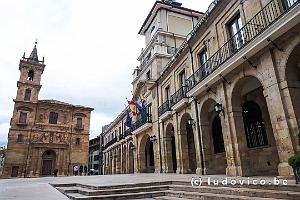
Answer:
xmin=32 ymin=132 xmax=69 ymax=144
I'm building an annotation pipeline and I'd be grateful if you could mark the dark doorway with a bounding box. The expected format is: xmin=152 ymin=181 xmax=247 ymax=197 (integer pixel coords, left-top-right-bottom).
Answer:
xmin=171 ymin=135 xmax=177 ymax=172
xmin=41 ymin=150 xmax=56 ymax=176
xmin=11 ymin=166 xmax=19 ymax=177
xmin=42 ymin=160 xmax=53 ymax=176
xmin=242 ymin=101 xmax=268 ymax=148
xmin=186 ymin=124 xmax=196 ymax=173
xmin=212 ymin=116 xmax=225 ymax=153
xmin=145 ymin=138 xmax=155 ymax=172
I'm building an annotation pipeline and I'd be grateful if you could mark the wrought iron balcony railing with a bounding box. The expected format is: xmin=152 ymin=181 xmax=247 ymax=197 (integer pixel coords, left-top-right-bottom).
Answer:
xmin=124 ymin=129 xmax=132 ymax=137
xmin=170 ymin=86 xmax=188 ymax=107
xmin=186 ymin=0 xmax=299 ymax=92
xmin=158 ymin=100 xmax=172 ymax=117
xmin=103 ymin=137 xmax=117 ymax=150
xmin=131 ymin=115 xmax=152 ymax=132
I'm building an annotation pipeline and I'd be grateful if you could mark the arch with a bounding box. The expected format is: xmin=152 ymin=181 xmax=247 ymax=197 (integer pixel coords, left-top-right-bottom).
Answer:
xmin=138 ymin=134 xmax=155 ymax=173
xmin=179 ymin=113 xmax=197 ymax=173
xmin=27 ymin=70 xmax=34 ymax=81
xmin=199 ymin=98 xmax=226 ymax=174
xmin=231 ymin=76 xmax=279 ymax=176
xmin=285 ymin=43 xmax=300 ymax=152
xmin=165 ymin=123 xmax=177 ymax=173
xmin=41 ymin=150 xmax=56 ymax=176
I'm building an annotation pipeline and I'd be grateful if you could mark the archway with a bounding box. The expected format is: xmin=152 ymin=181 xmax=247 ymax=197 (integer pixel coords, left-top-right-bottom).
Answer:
xmin=180 ymin=113 xmax=197 ymax=173
xmin=231 ymin=76 xmax=279 ymax=176
xmin=200 ymin=98 xmax=226 ymax=174
xmin=41 ymin=150 xmax=56 ymax=176
xmin=165 ymin=123 xmax=177 ymax=173
xmin=285 ymin=43 xmax=300 ymax=152
xmin=129 ymin=142 xmax=134 ymax=174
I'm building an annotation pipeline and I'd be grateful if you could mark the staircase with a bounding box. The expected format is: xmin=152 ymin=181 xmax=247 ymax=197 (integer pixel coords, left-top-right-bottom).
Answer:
xmin=52 ymin=180 xmax=300 ymax=200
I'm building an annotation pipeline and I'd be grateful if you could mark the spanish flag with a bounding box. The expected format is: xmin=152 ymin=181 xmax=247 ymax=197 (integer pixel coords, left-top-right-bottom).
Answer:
xmin=128 ymin=100 xmax=138 ymax=116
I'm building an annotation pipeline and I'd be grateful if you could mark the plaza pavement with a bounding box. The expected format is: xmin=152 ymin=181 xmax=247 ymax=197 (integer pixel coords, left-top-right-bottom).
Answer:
xmin=0 ymin=174 xmax=297 ymax=200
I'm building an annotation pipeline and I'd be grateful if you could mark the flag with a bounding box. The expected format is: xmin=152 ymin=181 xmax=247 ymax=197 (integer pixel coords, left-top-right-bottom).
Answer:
xmin=128 ymin=100 xmax=138 ymax=116
xmin=125 ymin=111 xmax=132 ymax=127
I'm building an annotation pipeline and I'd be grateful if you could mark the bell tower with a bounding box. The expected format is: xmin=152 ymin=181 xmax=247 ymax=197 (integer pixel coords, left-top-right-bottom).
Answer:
xmin=16 ymin=42 xmax=45 ymax=103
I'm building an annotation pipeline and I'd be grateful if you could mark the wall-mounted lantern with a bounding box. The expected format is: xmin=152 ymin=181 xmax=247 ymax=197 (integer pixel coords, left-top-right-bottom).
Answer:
xmin=214 ymin=103 xmax=223 ymax=114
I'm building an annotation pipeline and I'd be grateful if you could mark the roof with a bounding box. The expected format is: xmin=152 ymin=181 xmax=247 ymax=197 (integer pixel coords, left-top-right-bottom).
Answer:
xmin=38 ymin=99 xmax=94 ymax=111
xmin=138 ymin=0 xmax=203 ymax=35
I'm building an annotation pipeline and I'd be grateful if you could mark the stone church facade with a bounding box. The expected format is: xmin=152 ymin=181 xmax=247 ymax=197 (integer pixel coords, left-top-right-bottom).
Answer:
xmin=2 ymin=44 xmax=93 ymax=178
xmin=102 ymin=0 xmax=300 ymax=178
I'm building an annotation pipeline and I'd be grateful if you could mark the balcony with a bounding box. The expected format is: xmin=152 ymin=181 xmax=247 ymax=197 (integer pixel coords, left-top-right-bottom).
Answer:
xmin=170 ymin=86 xmax=189 ymax=111
xmin=124 ymin=129 xmax=132 ymax=138
xmin=131 ymin=115 xmax=152 ymax=135
xmin=186 ymin=0 xmax=300 ymax=95
xmin=103 ymin=137 xmax=117 ymax=150
xmin=158 ymin=100 xmax=172 ymax=117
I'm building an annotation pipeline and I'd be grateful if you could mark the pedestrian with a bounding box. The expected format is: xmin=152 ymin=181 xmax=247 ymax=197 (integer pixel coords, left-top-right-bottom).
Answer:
xmin=53 ymin=169 xmax=58 ymax=177
xmin=79 ymin=165 xmax=83 ymax=176
xmin=84 ymin=165 xmax=88 ymax=176
xmin=73 ymin=164 xmax=79 ymax=176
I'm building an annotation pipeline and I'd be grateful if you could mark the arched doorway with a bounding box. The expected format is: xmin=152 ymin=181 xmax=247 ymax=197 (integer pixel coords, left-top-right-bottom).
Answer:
xmin=129 ymin=142 xmax=135 ymax=174
xmin=285 ymin=43 xmax=300 ymax=152
xmin=200 ymin=98 xmax=226 ymax=174
xmin=165 ymin=123 xmax=177 ymax=173
xmin=41 ymin=150 xmax=56 ymax=176
xmin=145 ymin=137 xmax=155 ymax=173
xmin=180 ymin=113 xmax=197 ymax=173
xmin=231 ymin=76 xmax=279 ymax=176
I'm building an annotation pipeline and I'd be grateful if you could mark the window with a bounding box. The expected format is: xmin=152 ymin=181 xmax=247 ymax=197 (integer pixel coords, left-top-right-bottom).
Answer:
xmin=228 ymin=14 xmax=244 ymax=51
xmin=11 ymin=166 xmax=19 ymax=177
xmin=49 ymin=112 xmax=58 ymax=124
xmin=199 ymin=49 xmax=209 ymax=77
xmin=24 ymin=89 xmax=31 ymax=101
xmin=76 ymin=138 xmax=81 ymax=145
xmin=179 ymin=71 xmax=186 ymax=87
xmin=282 ymin=0 xmax=297 ymax=9
xmin=76 ymin=117 xmax=83 ymax=128
xmin=17 ymin=134 xmax=24 ymax=143
xmin=146 ymin=70 xmax=151 ymax=80
xmin=94 ymin=155 xmax=99 ymax=161
xmin=150 ymin=25 xmax=156 ymax=39
xmin=165 ymin=86 xmax=171 ymax=102
xmin=19 ymin=112 xmax=27 ymax=124
xmin=27 ymin=70 xmax=34 ymax=81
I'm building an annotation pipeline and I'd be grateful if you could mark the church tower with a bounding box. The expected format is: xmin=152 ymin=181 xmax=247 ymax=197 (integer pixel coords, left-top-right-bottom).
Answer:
xmin=16 ymin=42 xmax=45 ymax=103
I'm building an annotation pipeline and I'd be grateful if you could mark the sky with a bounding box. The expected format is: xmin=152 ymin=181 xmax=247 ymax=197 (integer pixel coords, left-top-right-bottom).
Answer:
xmin=0 ymin=0 xmax=213 ymax=147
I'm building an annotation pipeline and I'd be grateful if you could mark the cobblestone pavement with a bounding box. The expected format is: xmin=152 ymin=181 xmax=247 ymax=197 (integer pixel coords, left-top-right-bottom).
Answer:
xmin=0 ymin=174 xmax=297 ymax=200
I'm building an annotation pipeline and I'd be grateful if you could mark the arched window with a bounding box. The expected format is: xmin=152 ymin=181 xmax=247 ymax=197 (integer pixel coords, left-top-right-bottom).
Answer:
xmin=212 ymin=115 xmax=225 ymax=153
xmin=24 ymin=89 xmax=31 ymax=101
xmin=17 ymin=134 xmax=24 ymax=143
xmin=27 ymin=70 xmax=34 ymax=81
xmin=242 ymin=101 xmax=268 ymax=148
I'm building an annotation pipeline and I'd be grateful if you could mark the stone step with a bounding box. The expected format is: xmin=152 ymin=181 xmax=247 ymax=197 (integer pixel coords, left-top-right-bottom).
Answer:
xmin=76 ymin=181 xmax=173 ymax=190
xmin=170 ymin=185 xmax=300 ymax=200
xmin=79 ymin=185 xmax=169 ymax=196
xmin=166 ymin=190 xmax=288 ymax=200
xmin=66 ymin=191 xmax=166 ymax=200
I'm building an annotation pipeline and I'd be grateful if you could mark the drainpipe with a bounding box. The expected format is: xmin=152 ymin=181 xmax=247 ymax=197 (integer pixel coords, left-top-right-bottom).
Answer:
xmin=188 ymin=44 xmax=205 ymax=175
xmin=156 ymin=81 xmax=163 ymax=173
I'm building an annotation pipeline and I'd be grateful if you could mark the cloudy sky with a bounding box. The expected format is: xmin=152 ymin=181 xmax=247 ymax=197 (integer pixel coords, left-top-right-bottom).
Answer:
xmin=0 ymin=0 xmax=213 ymax=147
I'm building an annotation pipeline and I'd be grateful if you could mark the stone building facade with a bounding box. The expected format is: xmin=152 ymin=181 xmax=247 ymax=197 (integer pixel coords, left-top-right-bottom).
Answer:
xmin=103 ymin=0 xmax=300 ymax=177
xmin=2 ymin=44 xmax=93 ymax=178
